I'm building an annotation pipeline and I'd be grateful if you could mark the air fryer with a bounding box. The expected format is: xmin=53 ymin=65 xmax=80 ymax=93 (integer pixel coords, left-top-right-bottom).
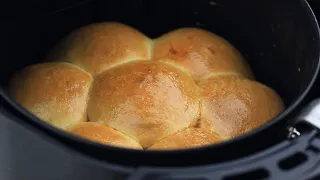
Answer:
xmin=0 ymin=0 xmax=320 ymax=180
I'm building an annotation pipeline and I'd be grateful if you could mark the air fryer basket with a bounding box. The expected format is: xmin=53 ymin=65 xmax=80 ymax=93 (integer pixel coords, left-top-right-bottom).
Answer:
xmin=0 ymin=0 xmax=320 ymax=179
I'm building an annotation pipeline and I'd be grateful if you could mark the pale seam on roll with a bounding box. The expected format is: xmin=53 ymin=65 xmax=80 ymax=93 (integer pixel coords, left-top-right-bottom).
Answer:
xmin=93 ymin=58 xmax=150 ymax=77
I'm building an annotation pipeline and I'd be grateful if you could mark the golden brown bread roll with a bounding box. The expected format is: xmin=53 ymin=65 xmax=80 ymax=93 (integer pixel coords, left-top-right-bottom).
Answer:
xmin=9 ymin=62 xmax=93 ymax=129
xmin=148 ymin=128 xmax=222 ymax=150
xmin=9 ymin=22 xmax=285 ymax=150
xmin=47 ymin=22 xmax=152 ymax=75
xmin=67 ymin=122 xmax=142 ymax=149
xmin=87 ymin=61 xmax=200 ymax=148
xmin=153 ymin=28 xmax=254 ymax=82
xmin=198 ymin=75 xmax=284 ymax=139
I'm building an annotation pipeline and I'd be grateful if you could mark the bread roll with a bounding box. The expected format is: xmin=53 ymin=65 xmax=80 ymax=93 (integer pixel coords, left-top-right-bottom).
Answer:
xmin=87 ymin=61 xmax=200 ymax=148
xmin=67 ymin=122 xmax=142 ymax=149
xmin=148 ymin=128 xmax=222 ymax=150
xmin=198 ymin=75 xmax=284 ymax=139
xmin=47 ymin=22 xmax=152 ymax=75
xmin=9 ymin=22 xmax=285 ymax=150
xmin=152 ymin=28 xmax=254 ymax=82
xmin=9 ymin=62 xmax=93 ymax=129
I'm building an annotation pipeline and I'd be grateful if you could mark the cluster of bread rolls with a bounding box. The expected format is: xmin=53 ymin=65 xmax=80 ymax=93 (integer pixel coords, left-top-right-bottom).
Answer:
xmin=9 ymin=22 xmax=284 ymax=150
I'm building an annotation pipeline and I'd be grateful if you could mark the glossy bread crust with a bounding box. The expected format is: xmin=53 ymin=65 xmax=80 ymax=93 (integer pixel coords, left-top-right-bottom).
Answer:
xmin=9 ymin=22 xmax=284 ymax=150
xmin=88 ymin=61 xmax=200 ymax=148
xmin=153 ymin=28 xmax=254 ymax=82
xmin=47 ymin=22 xmax=152 ymax=75
xmin=198 ymin=75 xmax=284 ymax=139
xmin=148 ymin=128 xmax=222 ymax=150
xmin=9 ymin=62 xmax=93 ymax=129
xmin=67 ymin=122 xmax=143 ymax=149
